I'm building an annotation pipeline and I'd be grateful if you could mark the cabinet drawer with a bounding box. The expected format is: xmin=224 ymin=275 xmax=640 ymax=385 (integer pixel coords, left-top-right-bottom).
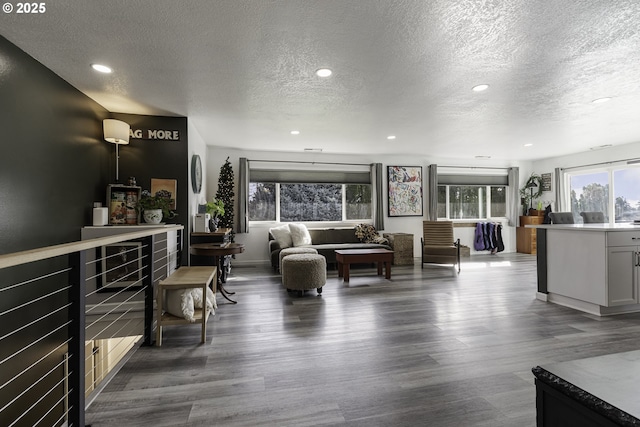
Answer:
xmin=607 ymin=231 xmax=640 ymax=247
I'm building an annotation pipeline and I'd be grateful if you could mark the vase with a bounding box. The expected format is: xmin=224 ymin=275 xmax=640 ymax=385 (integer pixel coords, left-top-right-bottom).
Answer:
xmin=209 ymin=217 xmax=219 ymax=232
xmin=143 ymin=209 xmax=163 ymax=224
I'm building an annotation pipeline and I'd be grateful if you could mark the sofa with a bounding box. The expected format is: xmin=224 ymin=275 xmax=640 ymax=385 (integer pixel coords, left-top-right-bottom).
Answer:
xmin=269 ymin=226 xmax=392 ymax=270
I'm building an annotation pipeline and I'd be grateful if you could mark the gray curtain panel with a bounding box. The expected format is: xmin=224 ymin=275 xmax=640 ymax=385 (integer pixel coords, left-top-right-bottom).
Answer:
xmin=238 ymin=157 xmax=249 ymax=233
xmin=371 ymin=163 xmax=384 ymax=230
xmin=507 ymin=167 xmax=519 ymax=227
xmin=554 ymin=167 xmax=562 ymax=212
xmin=428 ymin=164 xmax=438 ymax=220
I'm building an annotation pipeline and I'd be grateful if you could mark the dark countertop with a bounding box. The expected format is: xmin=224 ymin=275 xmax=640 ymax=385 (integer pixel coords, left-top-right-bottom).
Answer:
xmin=533 ymin=350 xmax=640 ymax=426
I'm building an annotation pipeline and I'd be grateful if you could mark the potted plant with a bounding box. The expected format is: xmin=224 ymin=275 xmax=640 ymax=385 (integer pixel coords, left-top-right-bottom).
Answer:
xmin=136 ymin=190 xmax=177 ymax=224
xmin=519 ymin=173 xmax=543 ymax=216
xmin=205 ymin=198 xmax=225 ymax=231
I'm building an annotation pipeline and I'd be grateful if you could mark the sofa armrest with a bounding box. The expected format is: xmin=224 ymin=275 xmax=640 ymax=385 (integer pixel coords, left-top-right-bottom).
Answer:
xmin=269 ymin=239 xmax=282 ymax=252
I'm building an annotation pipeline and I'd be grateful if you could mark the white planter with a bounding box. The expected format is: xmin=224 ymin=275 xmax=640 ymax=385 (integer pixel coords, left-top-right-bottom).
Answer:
xmin=143 ymin=209 xmax=163 ymax=224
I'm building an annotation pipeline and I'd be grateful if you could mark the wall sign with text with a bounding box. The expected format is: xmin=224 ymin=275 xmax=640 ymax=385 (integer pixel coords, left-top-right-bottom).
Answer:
xmin=129 ymin=128 xmax=181 ymax=141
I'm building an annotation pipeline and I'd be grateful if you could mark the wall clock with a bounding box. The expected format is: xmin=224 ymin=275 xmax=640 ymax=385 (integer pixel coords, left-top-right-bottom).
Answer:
xmin=191 ymin=154 xmax=202 ymax=194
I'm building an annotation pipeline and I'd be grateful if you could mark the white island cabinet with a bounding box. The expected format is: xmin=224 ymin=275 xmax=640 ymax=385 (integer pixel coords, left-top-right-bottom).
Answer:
xmin=606 ymin=230 xmax=640 ymax=306
xmin=531 ymin=224 xmax=640 ymax=316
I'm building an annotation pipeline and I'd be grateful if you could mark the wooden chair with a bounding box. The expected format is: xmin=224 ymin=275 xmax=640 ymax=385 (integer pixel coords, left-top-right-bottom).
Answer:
xmin=421 ymin=221 xmax=460 ymax=273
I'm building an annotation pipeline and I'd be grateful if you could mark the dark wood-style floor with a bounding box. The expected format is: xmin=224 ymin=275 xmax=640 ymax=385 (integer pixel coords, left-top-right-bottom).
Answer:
xmin=86 ymin=253 xmax=640 ymax=426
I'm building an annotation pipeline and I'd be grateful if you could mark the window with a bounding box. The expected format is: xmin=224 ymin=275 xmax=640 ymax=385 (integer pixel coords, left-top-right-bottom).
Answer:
xmin=613 ymin=169 xmax=640 ymax=222
xmin=248 ymin=182 xmax=372 ymax=222
xmin=566 ymin=165 xmax=640 ymax=223
xmin=437 ymin=185 xmax=507 ymax=220
xmin=248 ymin=182 xmax=276 ymax=221
xmin=345 ymin=184 xmax=372 ymax=220
xmin=569 ymin=172 xmax=608 ymax=223
xmin=435 ymin=167 xmax=509 ymax=220
xmin=280 ymin=183 xmax=342 ymax=222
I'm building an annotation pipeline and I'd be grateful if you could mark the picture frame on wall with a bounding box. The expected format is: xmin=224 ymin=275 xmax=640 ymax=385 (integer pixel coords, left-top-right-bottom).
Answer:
xmin=388 ymin=166 xmax=423 ymax=217
xmin=541 ymin=172 xmax=552 ymax=192
xmin=99 ymin=242 xmax=144 ymax=292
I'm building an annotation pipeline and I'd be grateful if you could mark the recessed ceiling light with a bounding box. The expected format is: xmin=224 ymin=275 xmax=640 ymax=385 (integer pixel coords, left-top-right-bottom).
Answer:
xmin=387 ymin=135 xmax=396 ymax=140
xmin=316 ymin=68 xmax=333 ymax=78
xmin=91 ymin=63 xmax=112 ymax=73
xmin=290 ymin=130 xmax=300 ymax=135
xmin=524 ymin=143 xmax=533 ymax=147
xmin=472 ymin=84 xmax=489 ymax=92
xmin=592 ymin=97 xmax=612 ymax=104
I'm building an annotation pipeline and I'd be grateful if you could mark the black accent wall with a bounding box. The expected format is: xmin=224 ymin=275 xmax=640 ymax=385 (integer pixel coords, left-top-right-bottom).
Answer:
xmin=110 ymin=112 xmax=188 ymax=226
xmin=0 ymin=35 xmax=111 ymax=253
xmin=0 ymin=35 xmax=188 ymax=424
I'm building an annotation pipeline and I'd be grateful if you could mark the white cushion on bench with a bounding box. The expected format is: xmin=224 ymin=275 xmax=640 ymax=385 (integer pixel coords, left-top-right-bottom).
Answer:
xmin=165 ymin=287 xmax=217 ymax=322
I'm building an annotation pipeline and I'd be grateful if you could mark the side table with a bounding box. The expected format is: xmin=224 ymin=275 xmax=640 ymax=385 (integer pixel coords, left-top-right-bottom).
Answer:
xmin=383 ymin=233 xmax=414 ymax=265
xmin=189 ymin=243 xmax=245 ymax=304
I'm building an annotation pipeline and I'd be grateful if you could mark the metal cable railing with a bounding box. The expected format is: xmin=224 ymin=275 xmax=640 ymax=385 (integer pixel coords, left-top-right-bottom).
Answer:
xmin=0 ymin=226 xmax=183 ymax=426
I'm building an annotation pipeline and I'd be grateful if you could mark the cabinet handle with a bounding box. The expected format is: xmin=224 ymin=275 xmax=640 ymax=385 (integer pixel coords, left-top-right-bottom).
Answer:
xmin=633 ymin=237 xmax=640 ymax=240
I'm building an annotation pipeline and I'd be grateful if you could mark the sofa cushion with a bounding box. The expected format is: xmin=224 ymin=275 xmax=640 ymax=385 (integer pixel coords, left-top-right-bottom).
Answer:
xmin=289 ymin=223 xmax=312 ymax=246
xmin=269 ymin=224 xmax=293 ymax=248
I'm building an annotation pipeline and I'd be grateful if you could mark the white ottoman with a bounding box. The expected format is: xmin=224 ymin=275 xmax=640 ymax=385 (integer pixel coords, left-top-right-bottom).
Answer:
xmin=279 ymin=247 xmax=318 ymax=273
xmin=282 ymin=253 xmax=327 ymax=296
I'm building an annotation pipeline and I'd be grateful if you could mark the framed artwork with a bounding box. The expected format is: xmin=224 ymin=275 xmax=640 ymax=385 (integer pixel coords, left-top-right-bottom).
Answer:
xmin=541 ymin=172 xmax=552 ymax=192
xmin=388 ymin=166 xmax=423 ymax=217
xmin=151 ymin=178 xmax=177 ymax=209
xmin=107 ymin=184 xmax=141 ymax=225
xmin=99 ymin=242 xmax=144 ymax=291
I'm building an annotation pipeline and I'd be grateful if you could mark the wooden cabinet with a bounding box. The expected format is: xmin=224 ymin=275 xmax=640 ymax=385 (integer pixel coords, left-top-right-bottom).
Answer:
xmin=516 ymin=215 xmax=542 ymax=254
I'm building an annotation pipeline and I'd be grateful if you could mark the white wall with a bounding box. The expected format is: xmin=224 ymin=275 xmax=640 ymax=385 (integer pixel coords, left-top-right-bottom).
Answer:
xmin=205 ymin=146 xmax=531 ymax=265
xmin=187 ymin=119 xmax=209 ymax=252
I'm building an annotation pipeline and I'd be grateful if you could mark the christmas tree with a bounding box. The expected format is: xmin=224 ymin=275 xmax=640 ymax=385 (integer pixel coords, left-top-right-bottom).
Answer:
xmin=215 ymin=157 xmax=235 ymax=231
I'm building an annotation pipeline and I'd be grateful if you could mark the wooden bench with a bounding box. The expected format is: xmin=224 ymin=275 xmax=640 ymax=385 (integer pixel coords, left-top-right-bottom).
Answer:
xmin=156 ymin=266 xmax=217 ymax=346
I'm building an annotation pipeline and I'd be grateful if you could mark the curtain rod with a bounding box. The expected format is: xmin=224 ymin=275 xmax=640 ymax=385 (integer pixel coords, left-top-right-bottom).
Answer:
xmin=560 ymin=157 xmax=640 ymax=171
xmin=438 ymin=165 xmax=511 ymax=170
xmin=247 ymin=159 xmax=371 ymax=167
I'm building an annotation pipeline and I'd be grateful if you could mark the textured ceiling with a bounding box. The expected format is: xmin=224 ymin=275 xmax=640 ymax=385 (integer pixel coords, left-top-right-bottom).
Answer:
xmin=2 ymin=0 xmax=640 ymax=160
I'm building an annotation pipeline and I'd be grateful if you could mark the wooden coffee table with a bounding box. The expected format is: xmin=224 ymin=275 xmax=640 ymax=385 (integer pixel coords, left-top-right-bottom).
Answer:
xmin=335 ymin=249 xmax=394 ymax=282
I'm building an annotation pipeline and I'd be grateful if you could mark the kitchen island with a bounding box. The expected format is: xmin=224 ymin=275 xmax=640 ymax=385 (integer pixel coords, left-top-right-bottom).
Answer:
xmin=533 ymin=350 xmax=640 ymax=426
xmin=530 ymin=223 xmax=640 ymax=315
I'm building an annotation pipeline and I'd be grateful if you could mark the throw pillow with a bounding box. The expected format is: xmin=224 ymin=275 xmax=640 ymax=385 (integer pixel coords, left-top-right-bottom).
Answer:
xmin=355 ymin=223 xmax=378 ymax=243
xmin=165 ymin=287 xmax=216 ymax=322
xmin=269 ymin=224 xmax=293 ymax=248
xmin=355 ymin=223 xmax=389 ymax=245
xmin=289 ymin=223 xmax=312 ymax=246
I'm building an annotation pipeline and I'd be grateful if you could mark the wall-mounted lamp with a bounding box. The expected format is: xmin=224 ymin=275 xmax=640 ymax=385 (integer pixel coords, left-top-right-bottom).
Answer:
xmin=103 ymin=119 xmax=130 ymax=182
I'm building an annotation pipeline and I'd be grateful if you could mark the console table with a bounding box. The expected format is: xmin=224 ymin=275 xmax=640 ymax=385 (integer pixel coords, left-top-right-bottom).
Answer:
xmin=190 ymin=242 xmax=245 ymax=304
xmin=191 ymin=228 xmax=232 ymax=280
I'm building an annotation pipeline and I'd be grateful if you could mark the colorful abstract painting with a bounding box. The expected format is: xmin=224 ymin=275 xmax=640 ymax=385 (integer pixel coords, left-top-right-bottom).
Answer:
xmin=388 ymin=166 xmax=423 ymax=216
